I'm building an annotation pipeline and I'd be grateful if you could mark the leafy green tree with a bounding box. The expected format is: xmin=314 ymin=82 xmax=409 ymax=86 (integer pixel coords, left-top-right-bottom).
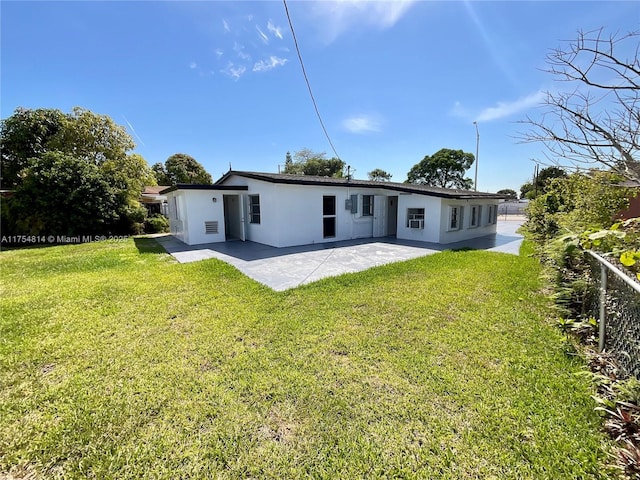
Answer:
xmin=406 ymin=148 xmax=474 ymax=189
xmin=50 ymin=107 xmax=135 ymax=165
xmin=153 ymin=153 xmax=212 ymax=185
xmin=284 ymin=151 xmax=293 ymax=172
xmin=537 ymin=166 xmax=567 ymax=187
xmin=520 ymin=166 xmax=567 ymax=199
xmin=283 ymin=148 xmax=345 ymax=177
xmin=524 ymin=171 xmax=632 ymax=243
xmin=368 ymin=169 xmax=392 ymax=182
xmin=104 ymin=153 xmax=157 ymax=233
xmin=104 ymin=153 xmax=156 ymax=198
xmin=497 ymin=189 xmax=518 ymax=200
xmin=1 ymin=107 xmax=155 ymax=236
xmin=520 ymin=182 xmax=535 ymax=199
xmin=0 ymin=108 xmax=67 ymax=188
xmin=6 ymin=152 xmax=120 ymax=236
xmin=151 ymin=162 xmax=171 ymax=185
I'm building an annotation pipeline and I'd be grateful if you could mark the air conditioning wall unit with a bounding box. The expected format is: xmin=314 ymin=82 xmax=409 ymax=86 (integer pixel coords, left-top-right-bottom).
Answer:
xmin=409 ymin=219 xmax=424 ymax=229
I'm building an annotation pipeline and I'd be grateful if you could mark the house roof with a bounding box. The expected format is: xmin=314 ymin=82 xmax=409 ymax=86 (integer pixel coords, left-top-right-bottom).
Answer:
xmin=215 ymin=171 xmax=505 ymax=200
xmin=142 ymin=185 xmax=171 ymax=195
xmin=159 ymin=184 xmax=248 ymax=195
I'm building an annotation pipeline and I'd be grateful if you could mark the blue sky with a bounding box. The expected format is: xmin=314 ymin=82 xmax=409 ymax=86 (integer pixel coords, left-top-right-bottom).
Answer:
xmin=2 ymin=1 xmax=638 ymax=192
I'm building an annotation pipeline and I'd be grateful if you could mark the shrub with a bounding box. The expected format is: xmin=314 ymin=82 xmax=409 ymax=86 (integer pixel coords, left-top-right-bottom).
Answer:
xmin=144 ymin=214 xmax=169 ymax=234
xmin=523 ymin=171 xmax=632 ymax=247
xmin=523 ymin=171 xmax=640 ymax=476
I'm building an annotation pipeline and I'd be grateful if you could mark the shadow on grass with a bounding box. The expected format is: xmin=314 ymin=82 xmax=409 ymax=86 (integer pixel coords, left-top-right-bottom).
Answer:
xmin=134 ymin=237 xmax=166 ymax=255
xmin=0 ymin=242 xmax=57 ymax=252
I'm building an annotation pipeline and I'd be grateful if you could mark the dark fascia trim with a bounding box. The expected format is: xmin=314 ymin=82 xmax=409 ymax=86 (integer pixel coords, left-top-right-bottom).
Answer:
xmin=159 ymin=184 xmax=249 ymax=195
xmin=216 ymin=171 xmax=504 ymax=200
xmin=357 ymin=184 xmax=505 ymax=200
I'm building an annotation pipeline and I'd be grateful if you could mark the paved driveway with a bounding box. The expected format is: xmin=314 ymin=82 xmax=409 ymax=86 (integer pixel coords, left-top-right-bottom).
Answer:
xmin=155 ymin=219 xmax=524 ymax=291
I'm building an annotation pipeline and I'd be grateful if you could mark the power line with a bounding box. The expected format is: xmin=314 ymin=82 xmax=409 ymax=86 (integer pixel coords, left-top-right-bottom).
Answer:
xmin=282 ymin=0 xmax=341 ymax=161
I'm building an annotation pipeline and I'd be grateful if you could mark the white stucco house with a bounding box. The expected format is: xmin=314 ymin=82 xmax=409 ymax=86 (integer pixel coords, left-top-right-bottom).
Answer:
xmin=160 ymin=171 xmax=504 ymax=247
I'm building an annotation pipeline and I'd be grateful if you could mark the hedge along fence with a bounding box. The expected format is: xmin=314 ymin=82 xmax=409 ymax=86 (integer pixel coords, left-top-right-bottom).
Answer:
xmin=586 ymin=250 xmax=640 ymax=378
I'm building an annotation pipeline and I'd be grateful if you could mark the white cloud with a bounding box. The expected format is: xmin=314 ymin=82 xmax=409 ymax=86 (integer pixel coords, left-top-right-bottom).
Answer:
xmin=215 ymin=48 xmax=224 ymax=58
xmin=189 ymin=62 xmax=197 ymax=69
xmin=310 ymin=1 xmax=416 ymax=43
xmin=222 ymin=19 xmax=231 ymax=33
xmin=267 ymin=20 xmax=283 ymax=39
xmin=221 ymin=62 xmax=246 ymax=80
xmin=342 ymin=114 xmax=382 ymax=134
xmin=475 ymin=90 xmax=546 ymax=122
xmin=233 ymin=42 xmax=251 ymax=61
xmin=253 ymin=56 xmax=288 ymax=72
xmin=256 ymin=26 xmax=269 ymax=44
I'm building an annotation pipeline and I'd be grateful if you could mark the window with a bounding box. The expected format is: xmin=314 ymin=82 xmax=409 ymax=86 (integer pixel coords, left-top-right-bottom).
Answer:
xmin=362 ymin=195 xmax=374 ymax=216
xmin=172 ymin=197 xmax=180 ymax=220
xmin=323 ymin=195 xmax=336 ymax=216
xmin=449 ymin=206 xmax=463 ymax=230
xmin=323 ymin=195 xmax=336 ymax=238
xmin=470 ymin=205 xmax=479 ymax=228
xmin=487 ymin=205 xmax=497 ymax=225
xmin=249 ymin=195 xmax=260 ymax=224
xmin=406 ymin=208 xmax=425 ymax=229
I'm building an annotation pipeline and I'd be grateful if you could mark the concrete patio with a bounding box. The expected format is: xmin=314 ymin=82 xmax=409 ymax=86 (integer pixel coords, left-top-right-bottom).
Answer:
xmin=154 ymin=219 xmax=524 ymax=291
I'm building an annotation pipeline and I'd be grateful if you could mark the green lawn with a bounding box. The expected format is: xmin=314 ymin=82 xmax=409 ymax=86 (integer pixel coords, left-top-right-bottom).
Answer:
xmin=0 ymin=239 xmax=611 ymax=479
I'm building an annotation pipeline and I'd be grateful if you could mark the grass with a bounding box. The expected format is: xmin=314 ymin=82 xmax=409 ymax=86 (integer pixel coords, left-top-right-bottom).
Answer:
xmin=0 ymin=238 xmax=611 ymax=479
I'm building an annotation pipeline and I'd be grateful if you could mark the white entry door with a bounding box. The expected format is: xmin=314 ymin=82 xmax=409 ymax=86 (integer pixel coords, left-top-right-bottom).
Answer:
xmin=373 ymin=195 xmax=387 ymax=237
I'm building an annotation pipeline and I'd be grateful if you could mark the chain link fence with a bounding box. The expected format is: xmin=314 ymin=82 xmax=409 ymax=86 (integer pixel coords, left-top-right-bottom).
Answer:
xmin=497 ymin=201 xmax=528 ymax=217
xmin=585 ymin=251 xmax=640 ymax=378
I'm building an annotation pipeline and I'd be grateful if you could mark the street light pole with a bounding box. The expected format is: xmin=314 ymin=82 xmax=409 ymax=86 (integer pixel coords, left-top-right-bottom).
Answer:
xmin=473 ymin=121 xmax=479 ymax=192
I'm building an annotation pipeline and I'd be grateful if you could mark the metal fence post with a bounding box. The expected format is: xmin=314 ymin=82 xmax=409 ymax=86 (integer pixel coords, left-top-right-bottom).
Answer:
xmin=587 ymin=250 xmax=640 ymax=376
xmin=598 ymin=263 xmax=607 ymax=352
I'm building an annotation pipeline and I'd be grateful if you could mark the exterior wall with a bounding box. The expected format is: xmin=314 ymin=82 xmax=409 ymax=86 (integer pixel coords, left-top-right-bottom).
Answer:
xmin=396 ymin=194 xmax=442 ymax=243
xmin=166 ymin=190 xmax=226 ymax=245
xmin=269 ymin=183 xmax=386 ymax=247
xmin=221 ymin=175 xmax=387 ymax=247
xmin=221 ymin=176 xmax=280 ymax=246
xmin=172 ymin=174 xmax=502 ymax=247
xmin=617 ymin=192 xmax=640 ymax=220
xmin=438 ymin=199 xmax=498 ymax=244
xmin=247 ymin=182 xmax=281 ymax=247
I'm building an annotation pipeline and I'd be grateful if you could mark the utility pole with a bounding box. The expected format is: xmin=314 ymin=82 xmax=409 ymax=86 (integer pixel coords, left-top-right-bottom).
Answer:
xmin=473 ymin=121 xmax=479 ymax=191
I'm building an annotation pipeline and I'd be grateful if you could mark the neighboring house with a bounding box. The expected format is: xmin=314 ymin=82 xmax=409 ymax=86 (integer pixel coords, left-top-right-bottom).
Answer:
xmin=160 ymin=171 xmax=504 ymax=247
xmin=140 ymin=186 xmax=169 ymax=217
xmin=618 ymin=180 xmax=640 ymax=220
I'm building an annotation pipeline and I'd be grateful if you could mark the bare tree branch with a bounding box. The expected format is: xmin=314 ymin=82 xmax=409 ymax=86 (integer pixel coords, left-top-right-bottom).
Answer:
xmin=520 ymin=28 xmax=640 ymax=183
